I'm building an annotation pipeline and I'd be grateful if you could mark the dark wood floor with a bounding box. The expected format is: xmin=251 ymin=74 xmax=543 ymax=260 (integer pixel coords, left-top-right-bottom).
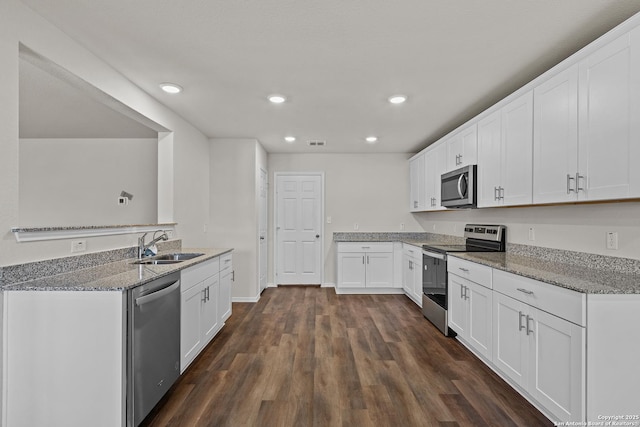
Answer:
xmin=142 ymin=286 xmax=552 ymax=426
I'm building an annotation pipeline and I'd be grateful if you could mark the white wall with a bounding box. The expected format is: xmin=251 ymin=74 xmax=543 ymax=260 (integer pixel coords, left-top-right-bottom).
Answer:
xmin=209 ymin=139 xmax=266 ymax=301
xmin=267 ymin=153 xmax=423 ymax=285
xmin=0 ymin=0 xmax=211 ymax=265
xmin=19 ymin=138 xmax=157 ymax=226
xmin=414 ymin=202 xmax=640 ymax=259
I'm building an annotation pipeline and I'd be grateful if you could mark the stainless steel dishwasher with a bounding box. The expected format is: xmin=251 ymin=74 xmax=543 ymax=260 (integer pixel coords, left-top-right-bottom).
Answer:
xmin=127 ymin=271 xmax=181 ymax=426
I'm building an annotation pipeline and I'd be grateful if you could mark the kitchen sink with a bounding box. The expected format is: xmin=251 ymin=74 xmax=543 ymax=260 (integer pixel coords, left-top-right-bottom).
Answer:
xmin=153 ymin=253 xmax=204 ymax=261
xmin=132 ymin=253 xmax=204 ymax=265
xmin=133 ymin=259 xmax=183 ymax=265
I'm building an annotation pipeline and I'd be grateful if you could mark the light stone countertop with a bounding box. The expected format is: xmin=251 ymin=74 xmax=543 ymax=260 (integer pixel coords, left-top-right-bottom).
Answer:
xmin=450 ymin=252 xmax=640 ymax=295
xmin=1 ymin=248 xmax=232 ymax=292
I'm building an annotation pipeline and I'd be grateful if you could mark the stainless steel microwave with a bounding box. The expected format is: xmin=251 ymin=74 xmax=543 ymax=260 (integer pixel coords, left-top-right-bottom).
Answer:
xmin=441 ymin=165 xmax=477 ymax=208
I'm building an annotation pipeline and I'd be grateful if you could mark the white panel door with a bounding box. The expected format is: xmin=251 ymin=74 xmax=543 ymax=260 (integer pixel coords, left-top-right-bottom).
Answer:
xmin=501 ymin=91 xmax=533 ymax=206
xmin=448 ymin=274 xmax=467 ymax=336
xmin=201 ymin=275 xmax=220 ymax=344
xmin=493 ymin=292 xmax=529 ymax=389
xmin=530 ymin=308 xmax=585 ymax=422
xmin=338 ymin=253 xmax=366 ymax=288
xmin=259 ymin=168 xmax=268 ymax=292
xmin=477 ymin=109 xmax=502 ymax=207
xmin=365 ymin=252 xmax=394 ymax=288
xmin=467 ymin=281 xmax=493 ymax=361
xmin=533 ymin=64 xmax=579 ymax=204
xmin=276 ymin=174 xmax=322 ymax=284
xmin=409 ymin=154 xmax=425 ymax=211
xmin=579 ymin=31 xmax=640 ymax=200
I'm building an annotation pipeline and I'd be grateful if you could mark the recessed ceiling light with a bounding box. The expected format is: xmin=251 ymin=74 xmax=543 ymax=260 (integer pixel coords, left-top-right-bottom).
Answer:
xmin=284 ymin=136 xmax=296 ymax=143
xmin=365 ymin=136 xmax=378 ymax=143
xmin=160 ymin=83 xmax=183 ymax=94
xmin=268 ymin=94 xmax=286 ymax=104
xmin=388 ymin=95 xmax=407 ymax=104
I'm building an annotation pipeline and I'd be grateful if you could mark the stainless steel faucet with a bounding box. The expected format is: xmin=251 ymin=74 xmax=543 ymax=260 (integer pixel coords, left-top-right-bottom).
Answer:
xmin=138 ymin=230 xmax=169 ymax=258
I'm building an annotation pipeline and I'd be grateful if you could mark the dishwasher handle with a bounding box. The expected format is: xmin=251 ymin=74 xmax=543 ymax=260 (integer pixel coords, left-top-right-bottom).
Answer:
xmin=136 ymin=280 xmax=180 ymax=306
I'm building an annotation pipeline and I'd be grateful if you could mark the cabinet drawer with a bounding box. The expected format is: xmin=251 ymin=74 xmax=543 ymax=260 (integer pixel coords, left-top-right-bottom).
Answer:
xmin=338 ymin=242 xmax=393 ymax=253
xmin=181 ymin=257 xmax=220 ymax=291
xmin=219 ymin=252 xmax=233 ymax=273
xmin=493 ymin=269 xmax=585 ymax=326
xmin=448 ymin=257 xmax=492 ymax=289
xmin=402 ymin=244 xmax=422 ymax=258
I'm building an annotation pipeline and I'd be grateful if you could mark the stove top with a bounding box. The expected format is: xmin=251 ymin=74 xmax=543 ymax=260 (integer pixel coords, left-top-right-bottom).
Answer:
xmin=422 ymin=224 xmax=507 ymax=254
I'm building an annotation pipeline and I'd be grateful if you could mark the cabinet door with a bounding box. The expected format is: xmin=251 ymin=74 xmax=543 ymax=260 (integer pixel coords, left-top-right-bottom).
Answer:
xmin=412 ymin=256 xmax=423 ymax=305
xmin=467 ymin=281 xmax=493 ymax=361
xmin=493 ymin=292 xmax=529 ymax=389
xmin=578 ymin=31 xmax=640 ymax=201
xmin=533 ymin=65 xmax=579 ymax=204
xmin=424 ymin=144 xmax=447 ymax=210
xmin=529 ymin=308 xmax=585 ymax=422
xmin=477 ymin=109 xmax=502 ymax=207
xmin=501 ymin=91 xmax=533 ymax=206
xmin=181 ymin=282 xmax=204 ymax=372
xmin=338 ymin=253 xmax=366 ymax=288
xmin=201 ymin=275 xmax=220 ymax=344
xmin=459 ymin=124 xmax=478 ymax=168
xmin=447 ymin=274 xmax=467 ymax=336
xmin=219 ymin=269 xmax=233 ymax=322
xmin=403 ymin=254 xmax=414 ymax=297
xmin=366 ymin=252 xmax=394 ymax=288
xmin=409 ymin=154 xmax=425 ymax=211
xmin=446 ymin=134 xmax=462 ymax=171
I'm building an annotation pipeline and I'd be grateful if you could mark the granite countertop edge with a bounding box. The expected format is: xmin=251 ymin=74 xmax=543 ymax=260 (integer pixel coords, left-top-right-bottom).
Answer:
xmin=1 ymin=248 xmax=233 ymax=292
xmin=449 ymin=252 xmax=640 ymax=295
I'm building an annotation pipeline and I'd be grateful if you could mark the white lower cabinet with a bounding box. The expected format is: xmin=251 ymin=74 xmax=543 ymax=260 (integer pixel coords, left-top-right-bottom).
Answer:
xmin=493 ymin=291 xmax=585 ymax=422
xmin=219 ymin=252 xmax=233 ymax=322
xmin=448 ymin=273 xmax=493 ymax=361
xmin=402 ymin=244 xmax=423 ymax=306
xmin=336 ymin=243 xmax=398 ymax=293
xmin=181 ymin=253 xmax=234 ymax=373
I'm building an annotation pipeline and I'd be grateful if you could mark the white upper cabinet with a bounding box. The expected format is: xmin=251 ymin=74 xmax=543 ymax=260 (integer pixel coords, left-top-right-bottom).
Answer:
xmin=409 ymin=153 xmax=425 ymax=211
xmin=446 ymin=123 xmax=478 ymax=172
xmin=535 ymin=29 xmax=640 ymax=204
xmin=533 ymin=64 xmax=579 ymax=204
xmin=424 ymin=143 xmax=447 ymax=211
xmin=578 ymin=29 xmax=640 ymax=201
xmin=477 ymin=91 xmax=533 ymax=208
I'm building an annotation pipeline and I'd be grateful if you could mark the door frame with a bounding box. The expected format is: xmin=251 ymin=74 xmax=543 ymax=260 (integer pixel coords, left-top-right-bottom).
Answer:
xmin=273 ymin=172 xmax=325 ymax=286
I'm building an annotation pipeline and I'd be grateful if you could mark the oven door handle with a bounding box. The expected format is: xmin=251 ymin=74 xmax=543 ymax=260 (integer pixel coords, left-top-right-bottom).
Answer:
xmin=136 ymin=280 xmax=180 ymax=306
xmin=422 ymin=250 xmax=445 ymax=260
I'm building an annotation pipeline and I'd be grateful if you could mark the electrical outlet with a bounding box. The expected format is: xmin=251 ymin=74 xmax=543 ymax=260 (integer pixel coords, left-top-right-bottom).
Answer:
xmin=400 ymin=223 xmax=405 ymax=231
xmin=117 ymin=197 xmax=128 ymax=206
xmin=528 ymin=227 xmax=535 ymax=241
xmin=354 ymin=223 xmax=359 ymax=230
xmin=71 ymin=239 xmax=87 ymax=253
xmin=327 ymin=216 xmax=332 ymax=224
xmin=606 ymin=232 xmax=618 ymax=250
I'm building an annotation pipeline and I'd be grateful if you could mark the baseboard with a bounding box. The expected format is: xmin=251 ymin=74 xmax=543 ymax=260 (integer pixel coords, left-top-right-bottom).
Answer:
xmin=334 ymin=288 xmax=405 ymax=295
xmin=232 ymin=296 xmax=260 ymax=303
xmin=321 ymin=282 xmax=335 ymax=288
xmin=267 ymin=282 xmax=277 ymax=288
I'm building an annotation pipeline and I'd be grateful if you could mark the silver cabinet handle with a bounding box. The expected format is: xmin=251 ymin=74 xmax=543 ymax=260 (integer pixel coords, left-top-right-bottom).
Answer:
xmin=464 ymin=286 xmax=469 ymax=300
xmin=367 ymin=256 xmax=369 ymax=265
xmin=409 ymin=260 xmax=413 ymax=270
xmin=361 ymin=246 xmax=370 ymax=249
xmin=516 ymin=288 xmax=534 ymax=295
xmin=362 ymin=256 xmax=365 ymax=265
xmin=413 ymin=201 xmax=418 ymax=208
xmin=566 ymin=174 xmax=575 ymax=194
xmin=576 ymin=173 xmax=585 ymax=192
xmin=231 ymin=270 xmax=235 ymax=281
xmin=458 ymin=267 xmax=469 ymax=273
xmin=526 ymin=315 xmax=534 ymax=335
xmin=460 ymin=284 xmax=465 ymax=299
xmin=494 ymin=186 xmax=499 ymax=201
xmin=518 ymin=311 xmax=526 ymax=331
xmin=499 ymin=186 xmax=505 ymax=200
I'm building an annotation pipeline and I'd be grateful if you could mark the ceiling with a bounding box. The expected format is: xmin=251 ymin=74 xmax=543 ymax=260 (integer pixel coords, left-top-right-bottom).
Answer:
xmin=18 ymin=0 xmax=640 ymax=153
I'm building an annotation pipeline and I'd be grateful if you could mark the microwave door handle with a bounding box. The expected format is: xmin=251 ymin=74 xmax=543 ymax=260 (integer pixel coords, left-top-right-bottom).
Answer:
xmin=457 ymin=174 xmax=467 ymax=198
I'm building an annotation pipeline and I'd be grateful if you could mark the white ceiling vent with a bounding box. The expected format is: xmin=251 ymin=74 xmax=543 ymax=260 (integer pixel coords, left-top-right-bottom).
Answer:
xmin=308 ymin=140 xmax=326 ymax=147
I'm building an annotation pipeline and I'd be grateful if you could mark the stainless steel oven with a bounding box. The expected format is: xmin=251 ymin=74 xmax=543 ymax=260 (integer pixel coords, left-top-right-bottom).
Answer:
xmin=422 ymin=224 xmax=505 ymax=335
xmin=441 ymin=164 xmax=477 ymax=208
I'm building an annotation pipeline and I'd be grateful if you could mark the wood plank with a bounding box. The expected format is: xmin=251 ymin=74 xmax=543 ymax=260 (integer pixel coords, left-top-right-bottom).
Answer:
xmin=141 ymin=287 xmax=552 ymax=426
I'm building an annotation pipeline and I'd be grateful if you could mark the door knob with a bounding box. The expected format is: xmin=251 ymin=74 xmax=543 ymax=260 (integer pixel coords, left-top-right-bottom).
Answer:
xmin=260 ymin=237 xmax=265 ymax=240
xmin=316 ymin=235 xmax=320 ymax=238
